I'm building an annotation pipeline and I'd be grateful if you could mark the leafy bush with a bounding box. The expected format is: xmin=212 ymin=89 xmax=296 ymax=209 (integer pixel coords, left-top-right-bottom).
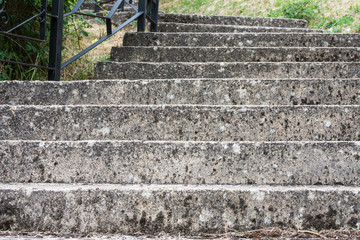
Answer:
xmin=351 ymin=22 xmax=360 ymax=33
xmin=316 ymin=14 xmax=354 ymax=32
xmin=268 ymin=0 xmax=322 ymax=24
xmin=349 ymin=4 xmax=360 ymax=14
xmin=0 ymin=0 xmax=84 ymax=80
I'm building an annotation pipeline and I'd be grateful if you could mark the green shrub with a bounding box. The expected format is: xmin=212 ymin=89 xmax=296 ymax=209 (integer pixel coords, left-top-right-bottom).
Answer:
xmin=0 ymin=0 xmax=82 ymax=80
xmin=316 ymin=14 xmax=355 ymax=32
xmin=268 ymin=0 xmax=322 ymax=24
xmin=349 ymin=4 xmax=360 ymax=14
xmin=352 ymin=22 xmax=360 ymax=33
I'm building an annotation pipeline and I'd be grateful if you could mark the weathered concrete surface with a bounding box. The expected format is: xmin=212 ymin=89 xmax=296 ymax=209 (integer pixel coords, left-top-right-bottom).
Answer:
xmin=158 ymin=22 xmax=321 ymax=33
xmin=1 ymin=105 xmax=360 ymax=141
xmin=2 ymin=11 xmax=360 ymax=237
xmin=94 ymin=62 xmax=360 ymax=80
xmin=0 ymin=234 xmax=338 ymax=240
xmin=1 ymin=236 xmax=323 ymax=240
xmin=123 ymin=32 xmax=360 ymax=47
xmin=1 ymin=79 xmax=360 ymax=106
xmin=1 ymin=141 xmax=360 ymax=185
xmin=157 ymin=13 xmax=308 ymax=28
xmin=0 ymin=184 xmax=359 ymax=234
xmin=0 ymin=236 xmax=276 ymax=240
xmin=111 ymin=46 xmax=360 ymax=62
xmin=81 ymin=2 xmax=136 ymax=11
xmin=113 ymin=13 xmax=309 ymax=29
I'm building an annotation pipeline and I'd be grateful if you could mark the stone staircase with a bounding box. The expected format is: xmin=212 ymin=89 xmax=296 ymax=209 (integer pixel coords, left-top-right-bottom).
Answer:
xmin=1 ymin=10 xmax=360 ymax=238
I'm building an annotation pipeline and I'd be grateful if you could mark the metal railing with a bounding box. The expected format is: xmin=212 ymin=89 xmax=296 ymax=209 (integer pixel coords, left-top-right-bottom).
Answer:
xmin=0 ymin=0 xmax=159 ymax=81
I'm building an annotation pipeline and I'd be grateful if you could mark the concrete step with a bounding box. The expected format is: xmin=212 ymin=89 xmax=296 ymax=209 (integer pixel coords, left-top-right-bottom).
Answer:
xmin=0 ymin=183 xmax=359 ymax=233
xmin=1 ymin=105 xmax=359 ymax=141
xmin=123 ymin=32 xmax=360 ymax=48
xmin=0 ymin=235 xmax=328 ymax=240
xmin=81 ymin=2 xmax=137 ymax=11
xmin=2 ymin=79 xmax=359 ymax=106
xmin=111 ymin=47 xmax=360 ymax=63
xmin=2 ymin=140 xmax=360 ymax=185
xmin=80 ymin=8 xmax=135 ymax=14
xmin=94 ymin=62 xmax=360 ymax=80
xmin=158 ymin=22 xmax=322 ymax=33
xmin=2 ymin=234 xmax=281 ymax=240
xmin=158 ymin=13 xmax=308 ymax=29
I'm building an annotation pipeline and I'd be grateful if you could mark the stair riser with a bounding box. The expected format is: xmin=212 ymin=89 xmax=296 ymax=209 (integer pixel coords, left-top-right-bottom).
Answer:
xmin=1 ymin=106 xmax=359 ymax=141
xmin=2 ymin=141 xmax=360 ymax=185
xmin=111 ymin=47 xmax=360 ymax=62
xmin=158 ymin=23 xmax=321 ymax=33
xmin=0 ymin=184 xmax=358 ymax=233
xmin=158 ymin=13 xmax=308 ymax=28
xmin=123 ymin=33 xmax=360 ymax=47
xmin=94 ymin=62 xmax=360 ymax=80
xmin=2 ymin=79 xmax=360 ymax=106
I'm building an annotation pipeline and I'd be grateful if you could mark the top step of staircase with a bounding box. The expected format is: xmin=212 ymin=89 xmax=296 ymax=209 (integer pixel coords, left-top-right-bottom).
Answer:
xmin=158 ymin=13 xmax=308 ymax=28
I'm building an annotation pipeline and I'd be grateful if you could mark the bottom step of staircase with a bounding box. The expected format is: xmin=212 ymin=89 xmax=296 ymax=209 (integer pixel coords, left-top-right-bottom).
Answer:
xmin=1 ymin=184 xmax=359 ymax=234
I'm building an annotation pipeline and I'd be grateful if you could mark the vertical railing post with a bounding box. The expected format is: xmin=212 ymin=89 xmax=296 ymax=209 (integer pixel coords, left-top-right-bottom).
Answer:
xmin=137 ymin=0 xmax=146 ymax=32
xmin=39 ymin=0 xmax=47 ymax=41
xmin=119 ymin=0 xmax=125 ymax=11
xmin=94 ymin=0 xmax=100 ymax=13
xmin=48 ymin=0 xmax=64 ymax=81
xmin=150 ymin=0 xmax=159 ymax=32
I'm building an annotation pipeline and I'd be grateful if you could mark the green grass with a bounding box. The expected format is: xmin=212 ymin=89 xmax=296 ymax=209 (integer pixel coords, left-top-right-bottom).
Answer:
xmin=160 ymin=0 xmax=360 ymax=33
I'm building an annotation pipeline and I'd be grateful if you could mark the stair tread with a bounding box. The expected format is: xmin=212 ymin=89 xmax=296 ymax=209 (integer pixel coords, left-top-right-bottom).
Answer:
xmin=158 ymin=22 xmax=321 ymax=33
xmin=95 ymin=62 xmax=360 ymax=79
xmin=2 ymin=78 xmax=359 ymax=106
xmin=1 ymin=182 xmax=359 ymax=233
xmin=123 ymin=32 xmax=360 ymax=47
xmin=2 ymin=140 xmax=360 ymax=185
xmin=111 ymin=46 xmax=360 ymax=62
xmin=158 ymin=13 xmax=308 ymax=28
xmin=2 ymin=182 xmax=360 ymax=190
xmin=1 ymin=105 xmax=359 ymax=141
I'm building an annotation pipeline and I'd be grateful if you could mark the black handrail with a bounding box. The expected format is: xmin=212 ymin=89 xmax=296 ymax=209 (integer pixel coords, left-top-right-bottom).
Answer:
xmin=0 ymin=0 xmax=159 ymax=81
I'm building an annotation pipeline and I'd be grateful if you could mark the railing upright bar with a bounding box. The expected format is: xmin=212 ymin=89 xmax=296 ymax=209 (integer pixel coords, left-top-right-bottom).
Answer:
xmin=94 ymin=0 xmax=100 ymax=13
xmin=150 ymin=0 xmax=158 ymax=32
xmin=120 ymin=0 xmax=125 ymax=11
xmin=137 ymin=0 xmax=146 ymax=32
xmin=39 ymin=0 xmax=47 ymax=40
xmin=48 ymin=0 xmax=65 ymax=81
xmin=106 ymin=18 xmax=112 ymax=35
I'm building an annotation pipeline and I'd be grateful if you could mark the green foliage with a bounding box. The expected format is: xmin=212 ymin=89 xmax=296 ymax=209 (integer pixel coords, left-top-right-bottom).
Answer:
xmin=351 ymin=22 xmax=360 ymax=33
xmin=0 ymin=0 xmax=88 ymax=80
xmin=316 ymin=14 xmax=354 ymax=32
xmin=349 ymin=4 xmax=360 ymax=14
xmin=268 ymin=0 xmax=322 ymax=24
xmin=64 ymin=14 xmax=91 ymax=48
xmin=267 ymin=0 xmax=359 ymax=33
